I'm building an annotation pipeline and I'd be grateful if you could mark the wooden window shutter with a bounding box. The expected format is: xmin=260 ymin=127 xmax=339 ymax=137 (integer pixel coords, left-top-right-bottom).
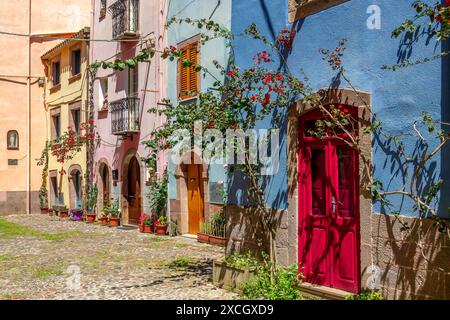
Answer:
xmin=178 ymin=42 xmax=199 ymax=100
xmin=188 ymin=44 xmax=198 ymax=94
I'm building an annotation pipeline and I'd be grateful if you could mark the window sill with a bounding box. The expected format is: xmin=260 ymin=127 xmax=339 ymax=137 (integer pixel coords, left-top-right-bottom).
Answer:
xmin=49 ymin=84 xmax=61 ymax=93
xmin=68 ymin=73 xmax=82 ymax=84
xmin=178 ymin=95 xmax=198 ymax=103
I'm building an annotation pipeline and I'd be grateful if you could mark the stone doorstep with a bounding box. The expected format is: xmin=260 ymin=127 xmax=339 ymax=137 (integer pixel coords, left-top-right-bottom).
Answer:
xmin=180 ymin=233 xmax=197 ymax=240
xmin=298 ymin=283 xmax=350 ymax=300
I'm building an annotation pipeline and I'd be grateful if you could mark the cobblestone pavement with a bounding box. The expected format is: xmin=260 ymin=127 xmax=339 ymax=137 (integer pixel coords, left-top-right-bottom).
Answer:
xmin=0 ymin=214 xmax=237 ymax=300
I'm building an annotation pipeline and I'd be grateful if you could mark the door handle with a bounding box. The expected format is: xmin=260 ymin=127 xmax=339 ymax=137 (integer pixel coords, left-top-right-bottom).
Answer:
xmin=331 ymin=197 xmax=343 ymax=213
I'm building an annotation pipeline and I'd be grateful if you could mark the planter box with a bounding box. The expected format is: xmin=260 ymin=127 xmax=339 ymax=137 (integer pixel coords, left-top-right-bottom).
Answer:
xmin=197 ymin=233 xmax=226 ymax=246
xmin=213 ymin=260 xmax=256 ymax=292
xmin=197 ymin=233 xmax=210 ymax=244
xmin=209 ymin=235 xmax=226 ymax=246
xmin=40 ymin=208 xmax=49 ymax=214
xmin=155 ymin=225 xmax=167 ymax=235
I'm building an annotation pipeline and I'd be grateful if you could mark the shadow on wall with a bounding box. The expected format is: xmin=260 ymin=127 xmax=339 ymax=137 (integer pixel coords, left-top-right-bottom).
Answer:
xmin=368 ymin=214 xmax=450 ymax=299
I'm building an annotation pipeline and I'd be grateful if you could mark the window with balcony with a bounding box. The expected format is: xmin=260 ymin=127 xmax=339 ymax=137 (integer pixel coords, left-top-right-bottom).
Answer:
xmin=110 ymin=67 xmax=139 ymax=135
xmin=108 ymin=0 xmax=139 ymax=40
xmin=178 ymin=41 xmax=199 ymax=100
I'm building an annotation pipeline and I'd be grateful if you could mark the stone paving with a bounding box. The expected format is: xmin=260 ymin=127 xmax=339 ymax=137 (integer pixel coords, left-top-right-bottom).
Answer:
xmin=0 ymin=214 xmax=237 ymax=300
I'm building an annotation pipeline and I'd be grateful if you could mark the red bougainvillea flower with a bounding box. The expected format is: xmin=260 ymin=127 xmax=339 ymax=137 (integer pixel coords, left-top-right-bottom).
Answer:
xmin=446 ymin=0 xmax=450 ymax=7
xmin=264 ymin=93 xmax=271 ymax=105
xmin=435 ymin=14 xmax=443 ymax=23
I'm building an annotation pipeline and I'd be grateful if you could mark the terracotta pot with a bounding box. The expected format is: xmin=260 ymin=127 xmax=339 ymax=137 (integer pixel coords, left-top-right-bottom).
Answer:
xmin=59 ymin=211 xmax=69 ymax=218
xmin=139 ymin=224 xmax=144 ymax=233
xmin=100 ymin=217 xmax=108 ymax=225
xmin=143 ymin=225 xmax=154 ymax=233
xmin=209 ymin=235 xmax=226 ymax=246
xmin=109 ymin=218 xmax=120 ymax=227
xmin=197 ymin=233 xmax=210 ymax=244
xmin=40 ymin=207 xmax=49 ymax=214
xmin=155 ymin=224 xmax=168 ymax=235
xmin=86 ymin=214 xmax=96 ymax=223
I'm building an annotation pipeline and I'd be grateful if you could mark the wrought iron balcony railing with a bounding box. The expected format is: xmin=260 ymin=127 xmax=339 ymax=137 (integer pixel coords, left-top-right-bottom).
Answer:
xmin=110 ymin=97 xmax=140 ymax=135
xmin=108 ymin=0 xmax=139 ymax=40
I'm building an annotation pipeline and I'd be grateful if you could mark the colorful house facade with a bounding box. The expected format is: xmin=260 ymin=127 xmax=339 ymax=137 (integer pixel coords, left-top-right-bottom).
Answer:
xmin=91 ymin=0 xmax=165 ymax=224
xmin=165 ymin=0 xmax=231 ymax=234
xmin=0 ymin=0 xmax=90 ymax=215
xmin=226 ymin=0 xmax=450 ymax=299
xmin=41 ymin=27 xmax=90 ymax=211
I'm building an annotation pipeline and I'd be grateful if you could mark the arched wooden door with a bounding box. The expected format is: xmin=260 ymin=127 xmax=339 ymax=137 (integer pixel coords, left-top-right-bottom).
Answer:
xmin=187 ymin=164 xmax=204 ymax=234
xmin=298 ymin=106 xmax=361 ymax=294
xmin=127 ymin=156 xmax=141 ymax=225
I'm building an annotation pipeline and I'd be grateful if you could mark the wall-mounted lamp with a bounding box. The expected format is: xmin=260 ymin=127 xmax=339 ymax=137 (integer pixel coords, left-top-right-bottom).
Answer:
xmin=38 ymin=77 xmax=45 ymax=86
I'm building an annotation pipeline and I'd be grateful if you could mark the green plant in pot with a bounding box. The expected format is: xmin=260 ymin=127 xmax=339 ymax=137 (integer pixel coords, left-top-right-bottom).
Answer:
xmin=100 ymin=202 xmax=110 ymax=225
xmin=59 ymin=205 xmax=69 ymax=218
xmin=85 ymin=185 xmax=98 ymax=222
xmin=108 ymin=199 xmax=121 ymax=227
xmin=155 ymin=215 xmax=168 ymax=235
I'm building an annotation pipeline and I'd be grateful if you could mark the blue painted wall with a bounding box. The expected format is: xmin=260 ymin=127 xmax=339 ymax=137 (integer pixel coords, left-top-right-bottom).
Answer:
xmin=229 ymin=0 xmax=449 ymax=217
xmin=166 ymin=0 xmax=231 ymax=201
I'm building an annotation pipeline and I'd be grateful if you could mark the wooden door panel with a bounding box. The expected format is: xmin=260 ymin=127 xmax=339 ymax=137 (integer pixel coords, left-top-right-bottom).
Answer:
xmin=187 ymin=165 xmax=203 ymax=234
xmin=298 ymin=113 xmax=360 ymax=294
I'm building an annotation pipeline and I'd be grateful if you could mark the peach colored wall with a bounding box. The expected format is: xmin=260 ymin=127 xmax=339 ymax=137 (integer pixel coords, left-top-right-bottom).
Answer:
xmin=0 ymin=0 xmax=90 ymax=215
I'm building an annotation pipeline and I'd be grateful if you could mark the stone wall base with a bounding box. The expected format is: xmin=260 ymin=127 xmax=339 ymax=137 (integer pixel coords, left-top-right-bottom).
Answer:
xmin=0 ymin=191 xmax=40 ymax=216
xmin=226 ymin=204 xmax=450 ymax=299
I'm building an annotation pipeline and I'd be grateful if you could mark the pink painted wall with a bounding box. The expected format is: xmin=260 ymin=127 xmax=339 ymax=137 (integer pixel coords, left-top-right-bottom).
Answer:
xmin=91 ymin=0 xmax=166 ymax=212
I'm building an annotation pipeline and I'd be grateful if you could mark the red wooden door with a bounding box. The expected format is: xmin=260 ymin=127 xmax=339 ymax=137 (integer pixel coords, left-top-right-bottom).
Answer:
xmin=298 ymin=109 xmax=360 ymax=293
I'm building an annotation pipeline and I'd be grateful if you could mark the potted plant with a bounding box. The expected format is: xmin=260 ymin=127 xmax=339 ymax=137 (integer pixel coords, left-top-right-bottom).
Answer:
xmin=39 ymin=187 xmax=49 ymax=213
xmin=155 ymin=215 xmax=168 ymax=235
xmin=59 ymin=205 xmax=69 ymax=218
xmin=85 ymin=185 xmax=98 ymax=223
xmin=142 ymin=213 xmax=155 ymax=233
xmin=100 ymin=203 xmax=110 ymax=225
xmin=70 ymin=208 xmax=84 ymax=221
xmin=108 ymin=199 xmax=120 ymax=227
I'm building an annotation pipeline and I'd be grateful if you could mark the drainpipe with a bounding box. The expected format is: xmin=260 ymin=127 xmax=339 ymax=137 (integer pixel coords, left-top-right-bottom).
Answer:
xmin=27 ymin=0 xmax=32 ymax=214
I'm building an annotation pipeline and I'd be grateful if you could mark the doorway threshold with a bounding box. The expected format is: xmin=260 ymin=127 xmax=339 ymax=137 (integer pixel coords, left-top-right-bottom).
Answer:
xmin=298 ymin=283 xmax=352 ymax=300
xmin=180 ymin=233 xmax=197 ymax=239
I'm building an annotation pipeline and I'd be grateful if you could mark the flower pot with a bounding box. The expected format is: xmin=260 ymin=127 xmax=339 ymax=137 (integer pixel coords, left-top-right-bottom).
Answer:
xmin=209 ymin=235 xmax=226 ymax=246
xmin=86 ymin=214 xmax=96 ymax=223
xmin=197 ymin=233 xmax=210 ymax=244
xmin=155 ymin=224 xmax=168 ymax=235
xmin=143 ymin=225 xmax=154 ymax=233
xmin=109 ymin=218 xmax=120 ymax=227
xmin=100 ymin=217 xmax=108 ymax=225
xmin=40 ymin=207 xmax=49 ymax=214
xmin=59 ymin=211 xmax=69 ymax=218
xmin=71 ymin=210 xmax=83 ymax=221
xmin=139 ymin=224 xmax=144 ymax=233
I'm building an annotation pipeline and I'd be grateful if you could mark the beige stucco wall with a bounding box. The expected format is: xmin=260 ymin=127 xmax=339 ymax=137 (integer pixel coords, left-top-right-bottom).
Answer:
xmin=0 ymin=0 xmax=90 ymax=215
xmin=43 ymin=36 xmax=88 ymax=210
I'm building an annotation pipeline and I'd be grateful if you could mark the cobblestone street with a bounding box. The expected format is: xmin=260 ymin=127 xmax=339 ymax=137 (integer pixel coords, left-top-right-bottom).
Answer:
xmin=0 ymin=214 xmax=237 ymax=300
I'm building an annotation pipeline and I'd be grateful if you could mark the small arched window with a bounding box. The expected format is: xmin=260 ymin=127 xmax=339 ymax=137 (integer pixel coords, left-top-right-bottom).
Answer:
xmin=7 ymin=130 xmax=19 ymax=150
